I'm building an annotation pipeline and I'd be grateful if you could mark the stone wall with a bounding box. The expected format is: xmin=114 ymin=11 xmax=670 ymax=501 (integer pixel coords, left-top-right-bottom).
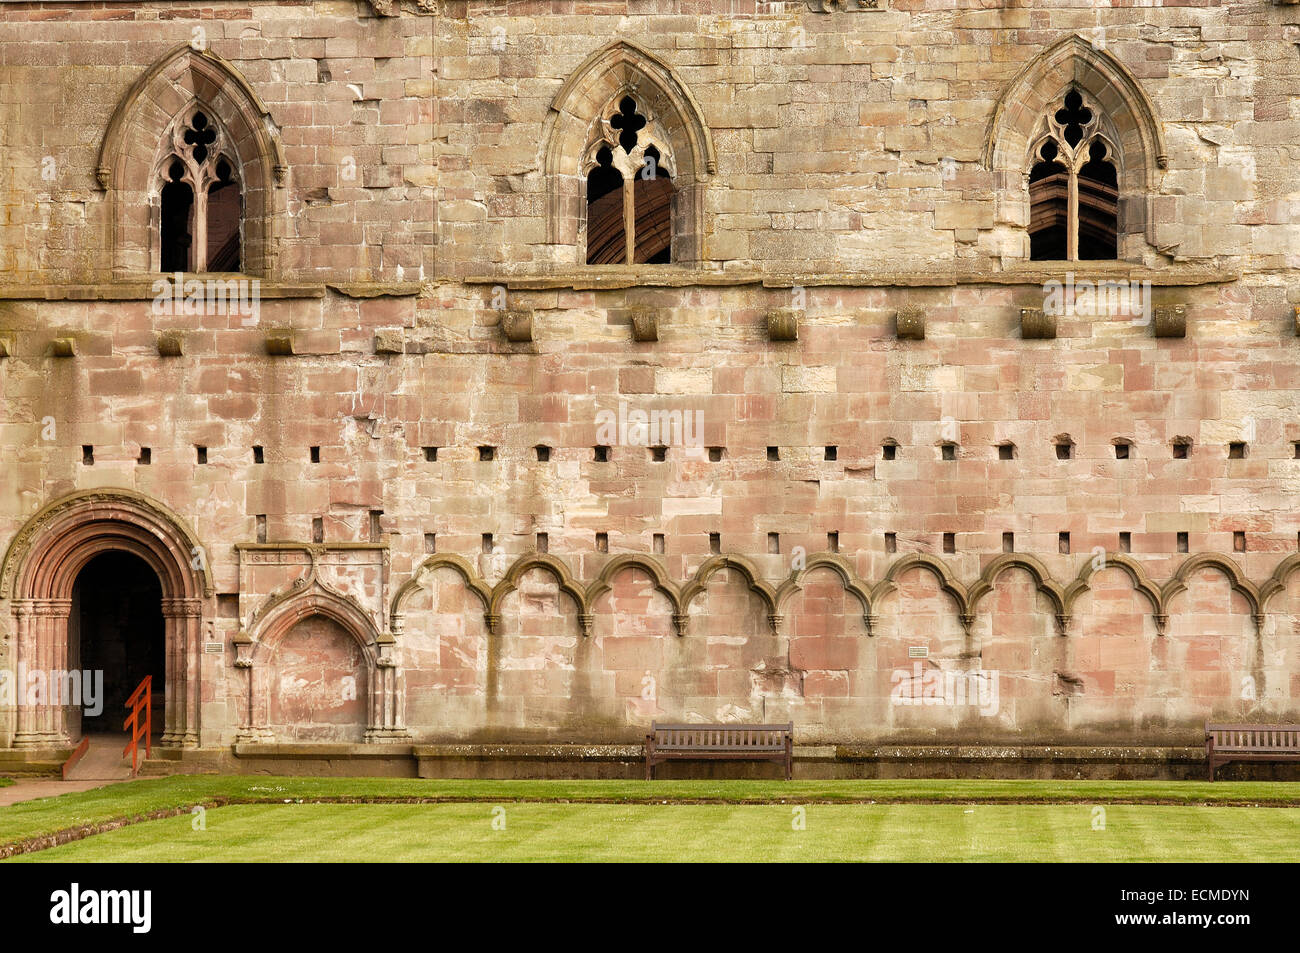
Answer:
xmin=0 ymin=1 xmax=1297 ymax=752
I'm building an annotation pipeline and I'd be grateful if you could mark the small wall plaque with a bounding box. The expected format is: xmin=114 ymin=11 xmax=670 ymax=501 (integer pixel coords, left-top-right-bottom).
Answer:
xmin=908 ymin=646 xmax=929 ymax=659
xmin=204 ymin=641 xmax=224 ymax=655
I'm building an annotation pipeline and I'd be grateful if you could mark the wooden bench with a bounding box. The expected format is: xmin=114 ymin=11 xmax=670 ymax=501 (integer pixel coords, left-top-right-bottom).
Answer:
xmin=645 ymin=722 xmax=793 ymax=780
xmin=1205 ymin=723 xmax=1300 ymax=780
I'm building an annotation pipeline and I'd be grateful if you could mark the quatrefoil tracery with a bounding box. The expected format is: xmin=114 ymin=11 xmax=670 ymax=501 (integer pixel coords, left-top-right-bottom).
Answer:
xmin=580 ymin=94 xmax=677 ymax=180
xmin=154 ymin=104 xmax=240 ymax=195
xmin=1030 ymin=87 xmax=1117 ymax=175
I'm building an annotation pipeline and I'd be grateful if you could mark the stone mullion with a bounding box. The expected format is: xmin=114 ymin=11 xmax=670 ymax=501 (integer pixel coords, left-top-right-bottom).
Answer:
xmin=1067 ymin=167 xmax=1079 ymax=262
xmin=191 ymin=176 xmax=209 ymax=271
xmin=622 ymin=175 xmax=635 ymax=265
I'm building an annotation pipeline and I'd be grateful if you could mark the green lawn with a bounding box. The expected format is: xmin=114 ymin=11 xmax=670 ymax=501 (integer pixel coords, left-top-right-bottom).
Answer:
xmin=2 ymin=777 xmax=1298 ymax=862
xmin=11 ymin=801 xmax=1300 ymax=862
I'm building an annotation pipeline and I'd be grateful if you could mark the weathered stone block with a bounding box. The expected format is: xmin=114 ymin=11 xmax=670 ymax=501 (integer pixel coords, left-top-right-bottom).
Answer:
xmin=374 ymin=329 xmax=404 ymax=354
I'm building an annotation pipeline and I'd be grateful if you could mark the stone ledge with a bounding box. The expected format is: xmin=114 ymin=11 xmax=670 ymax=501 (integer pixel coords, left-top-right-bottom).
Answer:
xmin=834 ymin=745 xmax=1205 ymax=763
xmin=465 ymin=262 xmax=1240 ymax=292
xmin=326 ymin=282 xmax=426 ymax=299
xmin=0 ymin=747 xmax=75 ymax=777
xmin=232 ymin=743 xmax=416 ymax=758
xmin=0 ymin=281 xmax=325 ymax=301
xmin=415 ymin=744 xmax=644 ymax=762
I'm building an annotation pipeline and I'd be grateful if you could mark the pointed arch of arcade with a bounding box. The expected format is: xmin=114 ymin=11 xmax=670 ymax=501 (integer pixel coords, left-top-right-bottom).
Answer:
xmin=967 ymin=553 xmax=1069 ymax=634
xmin=96 ymin=42 xmax=287 ymax=278
xmin=680 ymin=554 xmax=780 ymax=635
xmin=871 ymin=553 xmax=973 ymax=632
xmin=488 ymin=553 xmax=590 ymax=634
xmin=774 ymin=553 xmax=875 ymax=635
xmin=585 ymin=553 xmax=685 ymax=634
xmin=1160 ymin=552 xmax=1263 ymax=632
xmin=240 ymin=579 xmax=406 ymax=742
xmin=0 ymin=489 xmax=210 ymax=749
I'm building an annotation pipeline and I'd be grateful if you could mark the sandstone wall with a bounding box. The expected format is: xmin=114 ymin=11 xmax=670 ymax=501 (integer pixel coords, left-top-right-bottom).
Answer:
xmin=0 ymin=1 xmax=1296 ymax=748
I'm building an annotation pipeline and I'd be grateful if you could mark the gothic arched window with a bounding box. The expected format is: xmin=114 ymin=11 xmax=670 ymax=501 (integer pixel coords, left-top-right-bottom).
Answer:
xmin=155 ymin=108 xmax=242 ymax=273
xmin=545 ymin=41 xmax=716 ymax=267
xmin=583 ymin=96 xmax=675 ymax=264
xmin=1028 ymin=89 xmax=1118 ymax=261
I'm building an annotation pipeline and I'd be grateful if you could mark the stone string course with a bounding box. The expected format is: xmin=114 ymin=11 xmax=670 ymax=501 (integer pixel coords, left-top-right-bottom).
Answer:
xmin=0 ymin=2 xmax=1297 ymax=754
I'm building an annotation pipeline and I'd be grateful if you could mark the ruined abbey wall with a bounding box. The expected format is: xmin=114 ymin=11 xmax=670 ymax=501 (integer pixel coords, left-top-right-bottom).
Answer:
xmin=0 ymin=0 xmax=1297 ymax=753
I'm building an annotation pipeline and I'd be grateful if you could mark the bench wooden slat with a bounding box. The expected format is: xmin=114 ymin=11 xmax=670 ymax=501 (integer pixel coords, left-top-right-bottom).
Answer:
xmin=1206 ymin=723 xmax=1300 ymax=780
xmin=646 ymin=721 xmax=794 ymax=780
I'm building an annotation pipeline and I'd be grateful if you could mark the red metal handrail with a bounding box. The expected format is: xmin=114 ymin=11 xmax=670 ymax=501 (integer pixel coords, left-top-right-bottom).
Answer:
xmin=122 ymin=675 xmax=152 ymax=775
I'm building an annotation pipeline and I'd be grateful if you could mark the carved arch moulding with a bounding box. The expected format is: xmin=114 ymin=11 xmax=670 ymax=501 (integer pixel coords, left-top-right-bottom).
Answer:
xmin=0 ymin=489 xmax=211 ymax=749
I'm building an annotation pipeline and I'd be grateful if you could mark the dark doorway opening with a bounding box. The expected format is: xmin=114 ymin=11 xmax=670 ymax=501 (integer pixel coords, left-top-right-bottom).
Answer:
xmin=69 ymin=551 xmax=165 ymax=738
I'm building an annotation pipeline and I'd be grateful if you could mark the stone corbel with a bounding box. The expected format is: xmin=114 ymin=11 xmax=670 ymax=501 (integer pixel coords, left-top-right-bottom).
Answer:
xmin=895 ymin=308 xmax=925 ymax=340
xmin=502 ymin=309 xmax=533 ymax=343
xmin=1153 ymin=305 xmax=1186 ymax=338
xmin=1020 ymin=308 xmax=1056 ymax=340
xmin=0 ymin=332 xmax=13 ymax=358
xmin=232 ymin=630 xmax=256 ymax=668
xmin=767 ymin=309 xmax=799 ymax=342
xmin=672 ymin=613 xmax=689 ymax=637
xmin=630 ymin=308 xmax=659 ymax=342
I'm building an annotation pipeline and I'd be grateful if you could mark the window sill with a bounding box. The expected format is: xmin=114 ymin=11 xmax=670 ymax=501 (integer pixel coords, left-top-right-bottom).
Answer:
xmin=467 ymin=261 xmax=1241 ymax=292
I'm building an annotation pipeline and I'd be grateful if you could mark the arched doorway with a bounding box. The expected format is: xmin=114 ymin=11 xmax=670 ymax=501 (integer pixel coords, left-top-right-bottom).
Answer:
xmin=67 ymin=552 xmax=165 ymax=740
xmin=2 ymin=490 xmax=209 ymax=749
